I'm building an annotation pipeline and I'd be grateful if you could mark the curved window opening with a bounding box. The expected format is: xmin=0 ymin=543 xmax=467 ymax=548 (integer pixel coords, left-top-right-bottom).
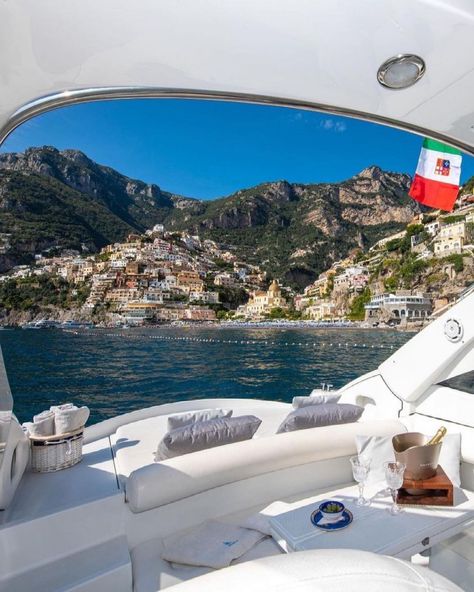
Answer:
xmin=0 ymin=98 xmax=472 ymax=423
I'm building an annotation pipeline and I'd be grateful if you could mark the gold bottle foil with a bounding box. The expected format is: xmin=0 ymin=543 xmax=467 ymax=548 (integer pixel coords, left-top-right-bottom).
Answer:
xmin=426 ymin=426 xmax=447 ymax=446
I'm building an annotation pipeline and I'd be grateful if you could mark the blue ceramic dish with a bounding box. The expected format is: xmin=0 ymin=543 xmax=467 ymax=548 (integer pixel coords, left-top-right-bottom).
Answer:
xmin=311 ymin=508 xmax=353 ymax=531
xmin=319 ymin=500 xmax=345 ymax=522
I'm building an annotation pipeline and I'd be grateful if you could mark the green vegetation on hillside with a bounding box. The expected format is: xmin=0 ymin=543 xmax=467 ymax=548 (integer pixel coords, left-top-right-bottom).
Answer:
xmin=461 ymin=175 xmax=474 ymax=196
xmin=216 ymin=286 xmax=249 ymax=309
xmin=164 ymin=175 xmax=416 ymax=288
xmin=0 ymin=275 xmax=89 ymax=313
xmin=0 ymin=171 xmax=135 ymax=259
xmin=441 ymin=215 xmax=465 ymax=224
xmin=368 ymin=211 xmax=474 ymax=300
xmin=265 ymin=307 xmax=302 ymax=320
xmin=443 ymin=254 xmax=464 ymax=273
xmin=0 ymin=148 xmax=419 ymax=289
xmin=348 ymin=287 xmax=371 ymax=320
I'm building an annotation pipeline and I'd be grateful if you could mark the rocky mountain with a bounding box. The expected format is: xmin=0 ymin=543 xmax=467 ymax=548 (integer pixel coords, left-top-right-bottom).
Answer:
xmin=0 ymin=145 xmax=195 ymax=222
xmin=161 ymin=167 xmax=420 ymax=286
xmin=0 ymin=146 xmax=194 ymax=270
xmin=0 ymin=146 xmax=421 ymax=285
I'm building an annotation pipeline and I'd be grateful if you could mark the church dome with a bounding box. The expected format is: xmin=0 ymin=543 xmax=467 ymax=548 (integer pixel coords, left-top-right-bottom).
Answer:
xmin=268 ymin=280 xmax=280 ymax=294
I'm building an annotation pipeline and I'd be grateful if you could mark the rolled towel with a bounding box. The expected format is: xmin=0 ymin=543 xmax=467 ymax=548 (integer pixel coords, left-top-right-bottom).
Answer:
xmin=25 ymin=411 xmax=55 ymax=437
xmin=54 ymin=406 xmax=89 ymax=434
xmin=50 ymin=403 xmax=75 ymax=413
xmin=33 ymin=409 xmax=55 ymax=430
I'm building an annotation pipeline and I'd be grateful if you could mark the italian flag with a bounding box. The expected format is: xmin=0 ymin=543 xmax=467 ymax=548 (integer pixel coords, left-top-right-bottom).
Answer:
xmin=409 ymin=138 xmax=462 ymax=211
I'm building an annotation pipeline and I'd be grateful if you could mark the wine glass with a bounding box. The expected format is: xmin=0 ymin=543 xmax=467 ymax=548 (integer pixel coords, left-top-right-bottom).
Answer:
xmin=350 ymin=455 xmax=371 ymax=506
xmin=384 ymin=461 xmax=406 ymax=515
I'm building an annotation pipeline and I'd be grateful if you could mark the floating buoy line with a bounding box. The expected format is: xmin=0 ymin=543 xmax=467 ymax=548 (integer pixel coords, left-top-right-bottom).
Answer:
xmin=62 ymin=330 xmax=395 ymax=350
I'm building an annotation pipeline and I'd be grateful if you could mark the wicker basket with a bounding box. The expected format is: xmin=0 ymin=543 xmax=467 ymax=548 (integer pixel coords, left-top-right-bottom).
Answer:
xmin=29 ymin=428 xmax=84 ymax=473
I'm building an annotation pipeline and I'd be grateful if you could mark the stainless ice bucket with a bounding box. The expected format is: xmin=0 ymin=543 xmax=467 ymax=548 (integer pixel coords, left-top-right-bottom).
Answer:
xmin=392 ymin=432 xmax=442 ymax=482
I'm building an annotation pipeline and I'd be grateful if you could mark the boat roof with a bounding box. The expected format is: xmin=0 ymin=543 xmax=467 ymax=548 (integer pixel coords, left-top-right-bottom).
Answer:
xmin=0 ymin=1 xmax=473 ymax=152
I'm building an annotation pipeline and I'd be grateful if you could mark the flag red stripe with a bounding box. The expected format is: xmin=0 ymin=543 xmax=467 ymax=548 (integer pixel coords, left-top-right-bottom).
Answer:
xmin=409 ymin=174 xmax=459 ymax=211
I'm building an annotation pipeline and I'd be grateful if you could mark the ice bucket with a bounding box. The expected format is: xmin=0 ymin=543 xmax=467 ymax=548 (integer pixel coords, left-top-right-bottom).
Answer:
xmin=392 ymin=432 xmax=442 ymax=482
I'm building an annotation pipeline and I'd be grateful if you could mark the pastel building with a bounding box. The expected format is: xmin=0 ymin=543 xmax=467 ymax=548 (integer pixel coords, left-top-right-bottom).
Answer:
xmin=214 ymin=272 xmax=237 ymax=287
xmin=333 ymin=267 xmax=368 ymax=294
xmin=238 ymin=280 xmax=288 ymax=319
xmin=438 ymin=221 xmax=466 ymax=240
xmin=434 ymin=237 xmax=463 ymax=256
xmin=365 ymin=291 xmax=432 ymax=322
xmin=425 ymin=220 xmax=443 ymax=236
xmin=305 ymin=300 xmax=336 ymax=320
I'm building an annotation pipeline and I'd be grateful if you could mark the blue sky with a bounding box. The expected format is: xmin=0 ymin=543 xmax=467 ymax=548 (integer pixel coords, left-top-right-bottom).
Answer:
xmin=2 ymin=99 xmax=473 ymax=200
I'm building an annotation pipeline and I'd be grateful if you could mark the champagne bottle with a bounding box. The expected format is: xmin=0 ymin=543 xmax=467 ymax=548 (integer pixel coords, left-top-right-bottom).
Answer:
xmin=426 ymin=426 xmax=447 ymax=445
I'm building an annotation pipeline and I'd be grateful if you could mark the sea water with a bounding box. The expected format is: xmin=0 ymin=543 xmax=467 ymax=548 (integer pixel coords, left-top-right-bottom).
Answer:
xmin=0 ymin=327 xmax=412 ymax=424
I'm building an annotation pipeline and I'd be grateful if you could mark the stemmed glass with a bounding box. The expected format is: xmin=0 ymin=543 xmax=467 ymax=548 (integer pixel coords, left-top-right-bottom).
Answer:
xmin=384 ymin=461 xmax=406 ymax=515
xmin=350 ymin=455 xmax=371 ymax=506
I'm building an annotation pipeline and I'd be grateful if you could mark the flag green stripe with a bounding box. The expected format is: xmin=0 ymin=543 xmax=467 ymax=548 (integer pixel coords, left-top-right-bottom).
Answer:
xmin=422 ymin=138 xmax=461 ymax=155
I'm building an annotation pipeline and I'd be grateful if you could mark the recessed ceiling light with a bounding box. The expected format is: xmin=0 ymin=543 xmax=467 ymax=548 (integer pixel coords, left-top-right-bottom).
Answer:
xmin=377 ymin=54 xmax=425 ymax=90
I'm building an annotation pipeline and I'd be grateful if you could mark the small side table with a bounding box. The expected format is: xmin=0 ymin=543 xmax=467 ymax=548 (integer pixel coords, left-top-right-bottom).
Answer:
xmin=270 ymin=485 xmax=474 ymax=559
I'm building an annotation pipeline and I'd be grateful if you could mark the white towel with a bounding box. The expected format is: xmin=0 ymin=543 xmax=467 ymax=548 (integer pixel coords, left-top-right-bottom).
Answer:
xmin=236 ymin=501 xmax=290 ymax=535
xmin=54 ymin=406 xmax=89 ymax=434
xmin=34 ymin=410 xmax=54 ymax=422
xmin=161 ymin=520 xmax=265 ymax=569
xmin=23 ymin=421 xmax=52 ymax=437
xmin=33 ymin=410 xmax=55 ymax=435
xmin=25 ymin=410 xmax=55 ymax=437
xmin=50 ymin=403 xmax=75 ymax=413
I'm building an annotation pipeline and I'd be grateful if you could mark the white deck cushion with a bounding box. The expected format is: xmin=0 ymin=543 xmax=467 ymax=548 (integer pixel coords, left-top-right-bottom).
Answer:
xmin=356 ymin=433 xmax=397 ymax=488
xmin=126 ymin=419 xmax=405 ymax=513
xmin=168 ymin=549 xmax=462 ymax=592
xmin=113 ymin=405 xmax=291 ymax=481
xmin=439 ymin=433 xmax=462 ymax=486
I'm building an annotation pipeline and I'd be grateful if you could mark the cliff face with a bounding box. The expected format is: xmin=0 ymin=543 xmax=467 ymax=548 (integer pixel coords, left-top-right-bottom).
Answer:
xmin=0 ymin=146 xmax=192 ymax=270
xmin=165 ymin=167 xmax=415 ymax=231
xmin=0 ymin=147 xmax=420 ymax=286
xmin=163 ymin=166 xmax=419 ymax=286
xmin=0 ymin=146 xmax=180 ymax=224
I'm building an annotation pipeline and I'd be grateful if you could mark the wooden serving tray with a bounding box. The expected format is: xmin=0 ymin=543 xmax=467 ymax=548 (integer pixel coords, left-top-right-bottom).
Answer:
xmin=397 ymin=466 xmax=453 ymax=506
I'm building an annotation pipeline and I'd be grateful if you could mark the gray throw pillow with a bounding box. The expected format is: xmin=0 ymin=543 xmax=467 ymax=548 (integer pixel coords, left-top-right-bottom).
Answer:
xmin=277 ymin=403 xmax=363 ymax=434
xmin=292 ymin=393 xmax=341 ymax=408
xmin=167 ymin=408 xmax=233 ymax=431
xmin=157 ymin=415 xmax=262 ymax=460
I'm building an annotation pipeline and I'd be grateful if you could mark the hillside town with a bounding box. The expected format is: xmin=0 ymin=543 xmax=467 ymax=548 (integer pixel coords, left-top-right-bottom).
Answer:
xmin=0 ymin=198 xmax=473 ymax=328
xmin=296 ymin=198 xmax=474 ymax=325
xmin=0 ymin=224 xmax=268 ymax=326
